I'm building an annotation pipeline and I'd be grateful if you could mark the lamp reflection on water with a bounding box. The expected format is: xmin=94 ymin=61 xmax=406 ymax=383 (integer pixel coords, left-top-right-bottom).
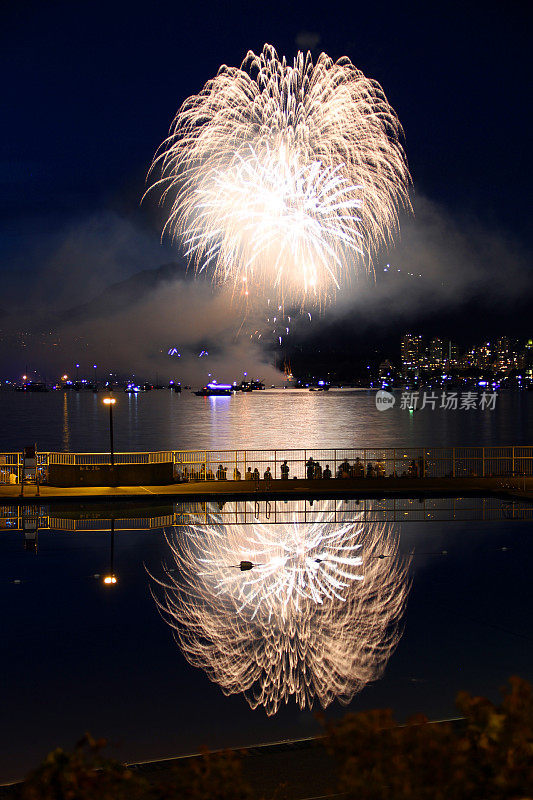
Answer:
xmin=151 ymin=506 xmax=411 ymax=715
xmin=102 ymin=519 xmax=118 ymax=586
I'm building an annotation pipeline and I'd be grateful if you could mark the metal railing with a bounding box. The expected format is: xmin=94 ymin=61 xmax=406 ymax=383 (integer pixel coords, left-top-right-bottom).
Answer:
xmin=170 ymin=446 xmax=533 ymax=483
xmin=1 ymin=446 xmax=532 ymax=484
xmin=0 ymin=453 xmax=22 ymax=484
xmin=47 ymin=450 xmax=174 ymax=466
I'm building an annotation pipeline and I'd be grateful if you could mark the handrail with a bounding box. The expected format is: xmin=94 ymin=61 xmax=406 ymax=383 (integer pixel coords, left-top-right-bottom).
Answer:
xmin=1 ymin=446 xmax=532 ymax=484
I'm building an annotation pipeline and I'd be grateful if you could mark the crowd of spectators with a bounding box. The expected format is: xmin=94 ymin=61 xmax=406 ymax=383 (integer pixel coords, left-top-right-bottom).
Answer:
xmin=175 ymin=456 xmax=427 ymax=482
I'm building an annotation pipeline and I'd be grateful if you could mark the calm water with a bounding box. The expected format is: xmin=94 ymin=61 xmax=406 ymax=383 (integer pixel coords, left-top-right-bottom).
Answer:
xmin=0 ymin=504 xmax=531 ymax=782
xmin=0 ymin=388 xmax=532 ymax=452
xmin=0 ymin=391 xmax=532 ymax=783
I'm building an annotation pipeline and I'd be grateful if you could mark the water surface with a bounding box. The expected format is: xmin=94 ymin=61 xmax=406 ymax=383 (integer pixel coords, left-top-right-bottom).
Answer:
xmin=0 ymin=499 xmax=531 ymax=783
xmin=0 ymin=389 xmax=531 ymax=452
xmin=0 ymin=391 xmax=531 ymax=784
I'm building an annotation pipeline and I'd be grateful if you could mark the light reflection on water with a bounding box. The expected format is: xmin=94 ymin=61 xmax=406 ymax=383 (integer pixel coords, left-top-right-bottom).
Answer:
xmin=0 ymin=496 xmax=531 ymax=784
xmin=0 ymin=389 xmax=532 ymax=452
xmin=151 ymin=509 xmax=410 ymax=715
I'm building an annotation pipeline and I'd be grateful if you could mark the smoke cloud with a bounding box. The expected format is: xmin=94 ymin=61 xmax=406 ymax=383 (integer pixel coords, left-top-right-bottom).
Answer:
xmin=328 ymin=193 xmax=531 ymax=329
xmin=57 ymin=276 xmax=282 ymax=384
xmin=1 ymin=194 xmax=530 ymax=382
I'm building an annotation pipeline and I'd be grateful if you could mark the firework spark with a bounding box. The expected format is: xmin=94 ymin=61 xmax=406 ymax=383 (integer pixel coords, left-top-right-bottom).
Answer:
xmin=146 ymin=44 xmax=411 ymax=305
xmin=151 ymin=511 xmax=410 ymax=715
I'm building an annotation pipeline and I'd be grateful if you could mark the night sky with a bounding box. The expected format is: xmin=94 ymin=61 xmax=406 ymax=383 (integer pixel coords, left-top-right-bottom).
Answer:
xmin=2 ymin=0 xmax=532 ymax=341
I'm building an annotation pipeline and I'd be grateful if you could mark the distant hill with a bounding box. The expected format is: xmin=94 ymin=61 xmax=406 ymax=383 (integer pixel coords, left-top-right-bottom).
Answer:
xmin=60 ymin=261 xmax=191 ymax=323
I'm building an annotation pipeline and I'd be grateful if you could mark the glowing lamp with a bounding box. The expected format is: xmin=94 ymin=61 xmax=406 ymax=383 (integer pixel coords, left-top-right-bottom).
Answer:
xmin=103 ymin=575 xmax=117 ymax=585
xmin=103 ymin=398 xmax=116 ymax=405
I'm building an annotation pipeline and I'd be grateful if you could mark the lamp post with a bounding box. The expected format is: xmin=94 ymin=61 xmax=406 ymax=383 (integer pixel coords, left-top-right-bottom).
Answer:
xmin=103 ymin=397 xmax=116 ymax=466
xmin=93 ymin=364 xmax=98 ymax=391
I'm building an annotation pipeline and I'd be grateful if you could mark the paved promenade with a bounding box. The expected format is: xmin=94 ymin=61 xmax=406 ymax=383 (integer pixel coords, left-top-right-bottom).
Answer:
xmin=1 ymin=476 xmax=532 ymax=504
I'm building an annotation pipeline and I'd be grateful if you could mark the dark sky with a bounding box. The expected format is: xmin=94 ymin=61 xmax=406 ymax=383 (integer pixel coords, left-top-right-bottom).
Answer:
xmin=1 ymin=0 xmax=531 ymax=319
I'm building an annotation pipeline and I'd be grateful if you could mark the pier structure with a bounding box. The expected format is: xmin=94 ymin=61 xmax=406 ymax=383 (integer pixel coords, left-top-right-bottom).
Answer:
xmin=0 ymin=446 xmax=532 ymax=504
xmin=1 ymin=445 xmax=532 ymax=483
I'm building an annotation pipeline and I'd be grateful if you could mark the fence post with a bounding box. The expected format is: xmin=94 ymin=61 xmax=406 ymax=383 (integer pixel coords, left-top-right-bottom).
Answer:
xmin=452 ymin=448 xmax=456 ymax=478
xmin=274 ymin=450 xmax=277 ymax=479
xmin=512 ymin=447 xmax=515 ymax=477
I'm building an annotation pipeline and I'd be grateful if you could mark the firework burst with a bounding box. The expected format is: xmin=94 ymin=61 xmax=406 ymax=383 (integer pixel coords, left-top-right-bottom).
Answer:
xmin=151 ymin=511 xmax=411 ymax=715
xmin=146 ymin=44 xmax=411 ymax=305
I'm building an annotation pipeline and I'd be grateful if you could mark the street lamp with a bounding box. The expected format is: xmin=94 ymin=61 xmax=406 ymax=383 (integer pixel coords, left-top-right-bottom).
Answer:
xmin=103 ymin=397 xmax=116 ymax=466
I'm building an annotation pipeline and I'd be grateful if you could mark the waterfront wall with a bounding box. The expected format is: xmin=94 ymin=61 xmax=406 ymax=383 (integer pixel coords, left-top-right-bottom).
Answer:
xmin=48 ymin=462 xmax=174 ymax=487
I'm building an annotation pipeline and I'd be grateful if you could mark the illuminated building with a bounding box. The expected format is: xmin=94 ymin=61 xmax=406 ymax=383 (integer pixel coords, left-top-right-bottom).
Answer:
xmin=493 ymin=336 xmax=518 ymax=373
xmin=378 ymin=360 xmax=394 ymax=382
xmin=428 ymin=337 xmax=444 ymax=369
xmin=401 ymin=334 xmax=424 ymax=374
xmin=524 ymin=339 xmax=533 ymax=379
xmin=445 ymin=340 xmax=459 ymax=366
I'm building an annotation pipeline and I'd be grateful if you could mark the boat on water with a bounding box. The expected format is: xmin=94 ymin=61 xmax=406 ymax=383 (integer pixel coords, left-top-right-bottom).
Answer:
xmin=16 ymin=382 xmax=48 ymax=393
xmin=194 ymin=382 xmax=233 ymax=396
xmin=234 ymin=379 xmax=265 ymax=392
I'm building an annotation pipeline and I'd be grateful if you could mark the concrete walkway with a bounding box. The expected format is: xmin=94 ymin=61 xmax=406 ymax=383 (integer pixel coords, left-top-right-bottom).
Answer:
xmin=2 ymin=476 xmax=532 ymax=504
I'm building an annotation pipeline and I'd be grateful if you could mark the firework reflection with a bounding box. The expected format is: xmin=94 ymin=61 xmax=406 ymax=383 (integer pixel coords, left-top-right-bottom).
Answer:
xmin=152 ymin=512 xmax=410 ymax=715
